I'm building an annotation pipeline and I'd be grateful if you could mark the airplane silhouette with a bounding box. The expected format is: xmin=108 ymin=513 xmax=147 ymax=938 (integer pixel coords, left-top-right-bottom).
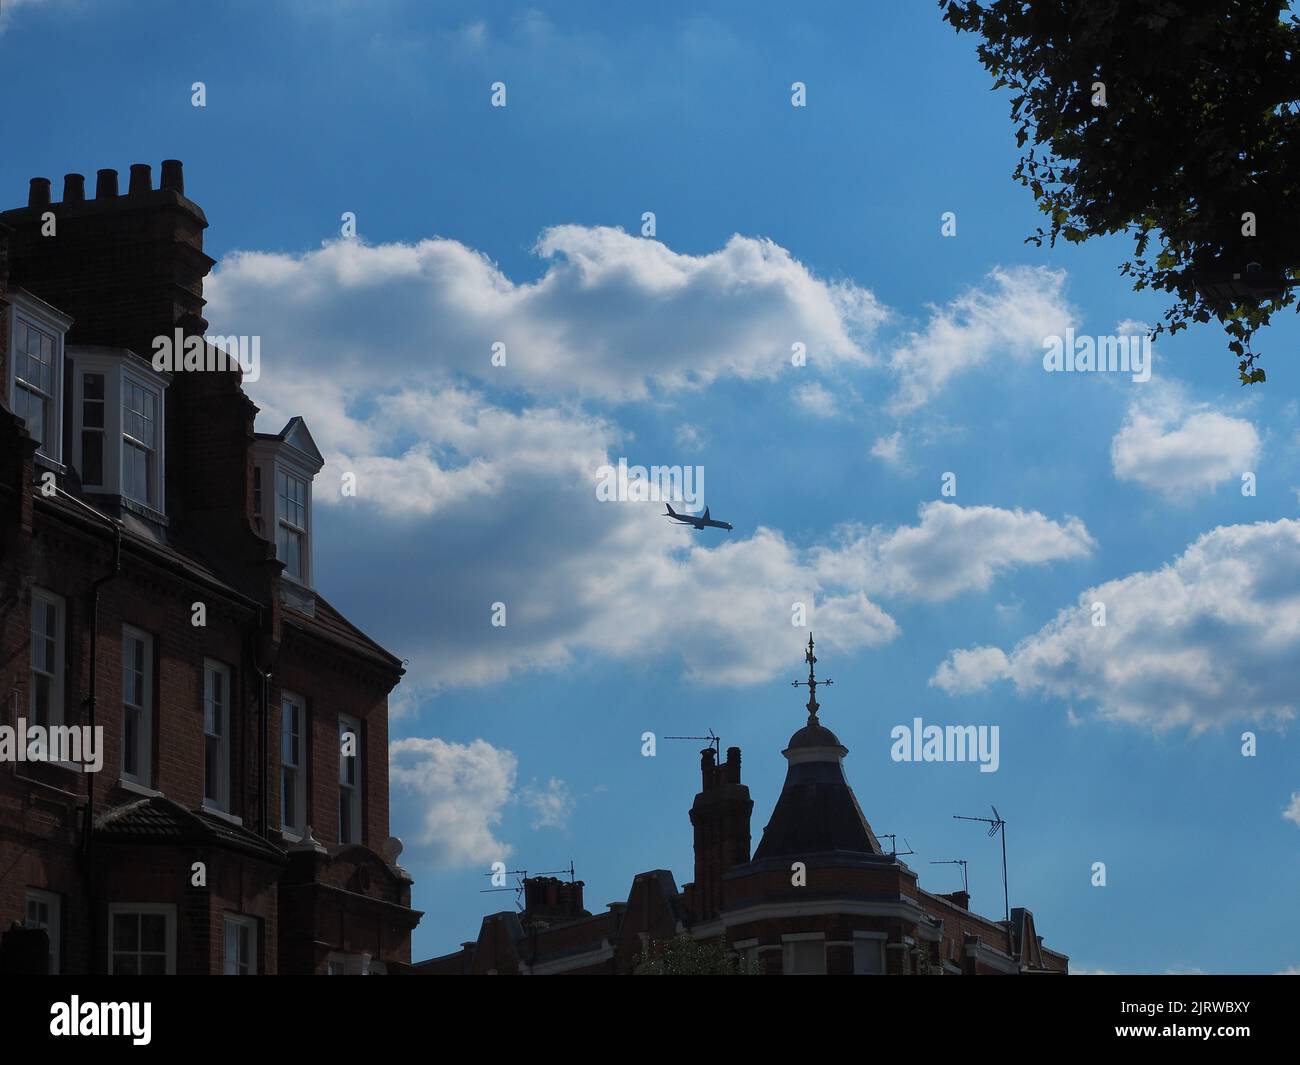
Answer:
xmin=664 ymin=503 xmax=733 ymax=531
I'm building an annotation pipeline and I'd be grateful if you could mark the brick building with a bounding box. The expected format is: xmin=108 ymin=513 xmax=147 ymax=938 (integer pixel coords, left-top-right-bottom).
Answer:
xmin=420 ymin=637 xmax=1067 ymax=975
xmin=0 ymin=161 xmax=421 ymax=974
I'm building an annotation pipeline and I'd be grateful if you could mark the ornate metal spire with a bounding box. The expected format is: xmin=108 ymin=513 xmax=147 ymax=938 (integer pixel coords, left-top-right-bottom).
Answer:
xmin=791 ymin=632 xmax=832 ymax=724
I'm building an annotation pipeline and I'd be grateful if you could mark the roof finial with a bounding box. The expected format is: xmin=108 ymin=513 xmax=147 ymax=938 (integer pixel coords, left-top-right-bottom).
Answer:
xmin=791 ymin=632 xmax=833 ymax=724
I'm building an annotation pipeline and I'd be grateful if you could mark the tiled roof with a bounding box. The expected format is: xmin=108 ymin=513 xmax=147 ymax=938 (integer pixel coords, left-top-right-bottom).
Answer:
xmin=752 ymin=757 xmax=884 ymax=860
xmin=284 ymin=593 xmax=403 ymax=673
xmin=96 ymin=795 xmax=286 ymax=863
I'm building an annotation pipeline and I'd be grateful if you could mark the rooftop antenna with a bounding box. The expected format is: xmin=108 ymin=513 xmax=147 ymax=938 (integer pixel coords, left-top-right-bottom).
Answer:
xmin=791 ymin=633 xmax=832 ymax=724
xmin=534 ymin=860 xmax=577 ymax=883
xmin=879 ymin=834 xmax=914 ymax=858
xmin=953 ymin=805 xmax=1009 ymax=926
xmin=929 ymin=858 xmax=970 ymax=895
xmin=480 ymin=868 xmax=529 ymax=910
xmin=665 ymin=729 xmax=721 ymax=761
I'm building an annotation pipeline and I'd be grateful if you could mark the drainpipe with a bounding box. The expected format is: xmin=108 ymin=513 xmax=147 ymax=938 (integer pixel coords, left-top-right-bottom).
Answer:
xmin=57 ymin=488 xmax=122 ymax=976
xmin=252 ymin=608 xmax=271 ymax=838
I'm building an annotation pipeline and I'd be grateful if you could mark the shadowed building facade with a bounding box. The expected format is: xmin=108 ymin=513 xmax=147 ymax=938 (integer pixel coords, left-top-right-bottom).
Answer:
xmin=420 ymin=636 xmax=1066 ymax=975
xmin=0 ymin=163 xmax=420 ymax=974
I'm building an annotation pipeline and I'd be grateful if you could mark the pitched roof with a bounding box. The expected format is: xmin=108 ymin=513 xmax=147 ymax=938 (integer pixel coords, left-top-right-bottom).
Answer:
xmin=95 ymin=795 xmax=286 ymax=863
xmin=283 ymin=592 xmax=404 ymax=674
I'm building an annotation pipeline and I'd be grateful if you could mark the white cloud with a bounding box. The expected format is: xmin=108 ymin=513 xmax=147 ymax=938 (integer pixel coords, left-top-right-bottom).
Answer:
xmin=1111 ymin=383 xmax=1260 ymax=500
xmin=812 ymin=501 xmax=1094 ymax=603
xmin=206 ymin=228 xmax=886 ymax=403
xmin=888 ymin=266 xmax=1074 ymax=414
xmin=208 ymin=229 xmax=1094 ymax=697
xmin=389 ymin=737 xmax=517 ymax=867
xmin=931 ymin=519 xmax=1300 ymax=732
xmin=870 ymin=431 xmax=903 ymax=464
xmin=522 ymin=778 xmax=576 ymax=830
xmin=674 ymin=423 xmax=707 ymax=449
xmin=930 ymin=646 xmax=1011 ymax=694
xmin=1284 ymin=793 xmax=1300 ymax=828
xmin=794 ymin=381 xmax=840 ymax=418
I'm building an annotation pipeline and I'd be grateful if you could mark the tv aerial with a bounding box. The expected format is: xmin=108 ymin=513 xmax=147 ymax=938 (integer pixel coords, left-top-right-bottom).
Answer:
xmin=480 ymin=860 xmax=579 ymax=910
xmin=929 ymin=857 xmax=970 ymax=895
xmin=954 ymin=805 xmax=1009 ymax=925
xmin=879 ymin=834 xmax=914 ymax=858
xmin=665 ymin=728 xmax=721 ymax=761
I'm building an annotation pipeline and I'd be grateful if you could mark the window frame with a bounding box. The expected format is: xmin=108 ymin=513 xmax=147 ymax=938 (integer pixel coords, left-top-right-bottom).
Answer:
xmin=120 ymin=625 xmax=154 ymax=787
xmin=782 ymin=932 xmax=827 ymax=976
xmin=24 ymin=888 xmax=62 ymax=975
xmin=119 ymin=367 xmax=165 ymax=510
xmin=29 ymin=588 xmax=66 ymax=731
xmin=222 ymin=914 xmax=258 ymax=975
xmin=273 ymin=464 xmax=312 ymax=586
xmin=338 ymin=713 xmax=361 ymax=845
xmin=852 ymin=932 xmax=887 ymax=975
xmin=6 ymin=295 xmax=70 ymax=464
xmin=67 ymin=349 xmax=169 ymax=514
xmin=202 ymin=659 xmax=232 ymax=813
xmin=107 ymin=903 xmax=176 ymax=975
xmin=280 ymin=692 xmax=307 ymax=840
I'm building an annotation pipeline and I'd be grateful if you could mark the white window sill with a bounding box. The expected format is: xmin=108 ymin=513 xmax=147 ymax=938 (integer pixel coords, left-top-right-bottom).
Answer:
xmin=280 ymin=829 xmax=303 ymax=843
xmin=118 ymin=778 xmax=161 ymax=798
xmin=200 ymin=804 xmax=242 ymax=826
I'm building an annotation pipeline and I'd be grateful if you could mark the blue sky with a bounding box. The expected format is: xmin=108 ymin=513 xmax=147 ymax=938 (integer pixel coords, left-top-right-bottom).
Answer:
xmin=6 ymin=0 xmax=1300 ymax=974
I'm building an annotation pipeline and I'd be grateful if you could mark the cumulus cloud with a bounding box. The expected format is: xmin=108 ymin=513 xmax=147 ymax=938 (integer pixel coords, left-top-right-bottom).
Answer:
xmin=389 ymin=737 xmax=517 ymax=867
xmin=206 ymin=228 xmax=887 ymax=403
xmin=888 ymin=266 xmax=1074 ymax=414
xmin=1284 ymin=793 xmax=1300 ymax=828
xmin=1111 ymin=383 xmax=1260 ymax=501
xmin=930 ymin=519 xmax=1300 ymax=732
xmin=930 ymin=646 xmax=1011 ymax=694
xmin=521 ymin=778 xmax=576 ymax=830
xmin=207 ymin=229 xmax=1095 ymax=696
xmin=811 ymin=502 xmax=1095 ymax=603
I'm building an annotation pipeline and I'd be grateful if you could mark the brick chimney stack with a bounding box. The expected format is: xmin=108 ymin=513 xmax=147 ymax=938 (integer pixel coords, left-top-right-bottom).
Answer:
xmin=0 ymin=162 xmax=263 ymax=549
xmin=1 ymin=159 xmax=213 ymax=357
xmin=688 ymin=745 xmax=752 ymax=921
xmin=521 ymin=876 xmax=589 ymax=928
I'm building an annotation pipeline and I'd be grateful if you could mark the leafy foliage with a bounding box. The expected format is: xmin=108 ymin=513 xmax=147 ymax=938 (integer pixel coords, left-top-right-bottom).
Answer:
xmin=941 ymin=0 xmax=1300 ymax=383
xmin=635 ymin=934 xmax=760 ymax=975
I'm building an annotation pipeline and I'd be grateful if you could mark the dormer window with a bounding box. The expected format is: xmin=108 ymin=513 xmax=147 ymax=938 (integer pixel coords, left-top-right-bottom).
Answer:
xmin=253 ymin=418 xmax=324 ymax=590
xmin=276 ymin=468 xmax=308 ymax=581
xmin=6 ymin=291 xmax=72 ymax=464
xmin=67 ymin=347 xmax=168 ymax=517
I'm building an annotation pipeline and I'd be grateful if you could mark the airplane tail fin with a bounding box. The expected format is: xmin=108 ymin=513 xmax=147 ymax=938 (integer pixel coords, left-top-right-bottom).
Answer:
xmin=665 ymin=503 xmax=677 ymax=517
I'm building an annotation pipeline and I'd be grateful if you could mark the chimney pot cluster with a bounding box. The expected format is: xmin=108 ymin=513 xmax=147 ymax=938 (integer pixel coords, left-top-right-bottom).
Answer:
xmin=26 ymin=162 xmax=188 ymax=205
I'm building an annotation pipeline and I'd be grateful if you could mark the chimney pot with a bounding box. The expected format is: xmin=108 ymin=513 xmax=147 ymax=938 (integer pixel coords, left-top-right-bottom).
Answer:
xmin=62 ymin=174 xmax=85 ymax=203
xmin=128 ymin=163 xmax=152 ymax=195
xmin=160 ymin=159 xmax=184 ymax=194
xmin=28 ymin=178 xmax=51 ymax=209
xmin=95 ymin=169 xmax=119 ymax=198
